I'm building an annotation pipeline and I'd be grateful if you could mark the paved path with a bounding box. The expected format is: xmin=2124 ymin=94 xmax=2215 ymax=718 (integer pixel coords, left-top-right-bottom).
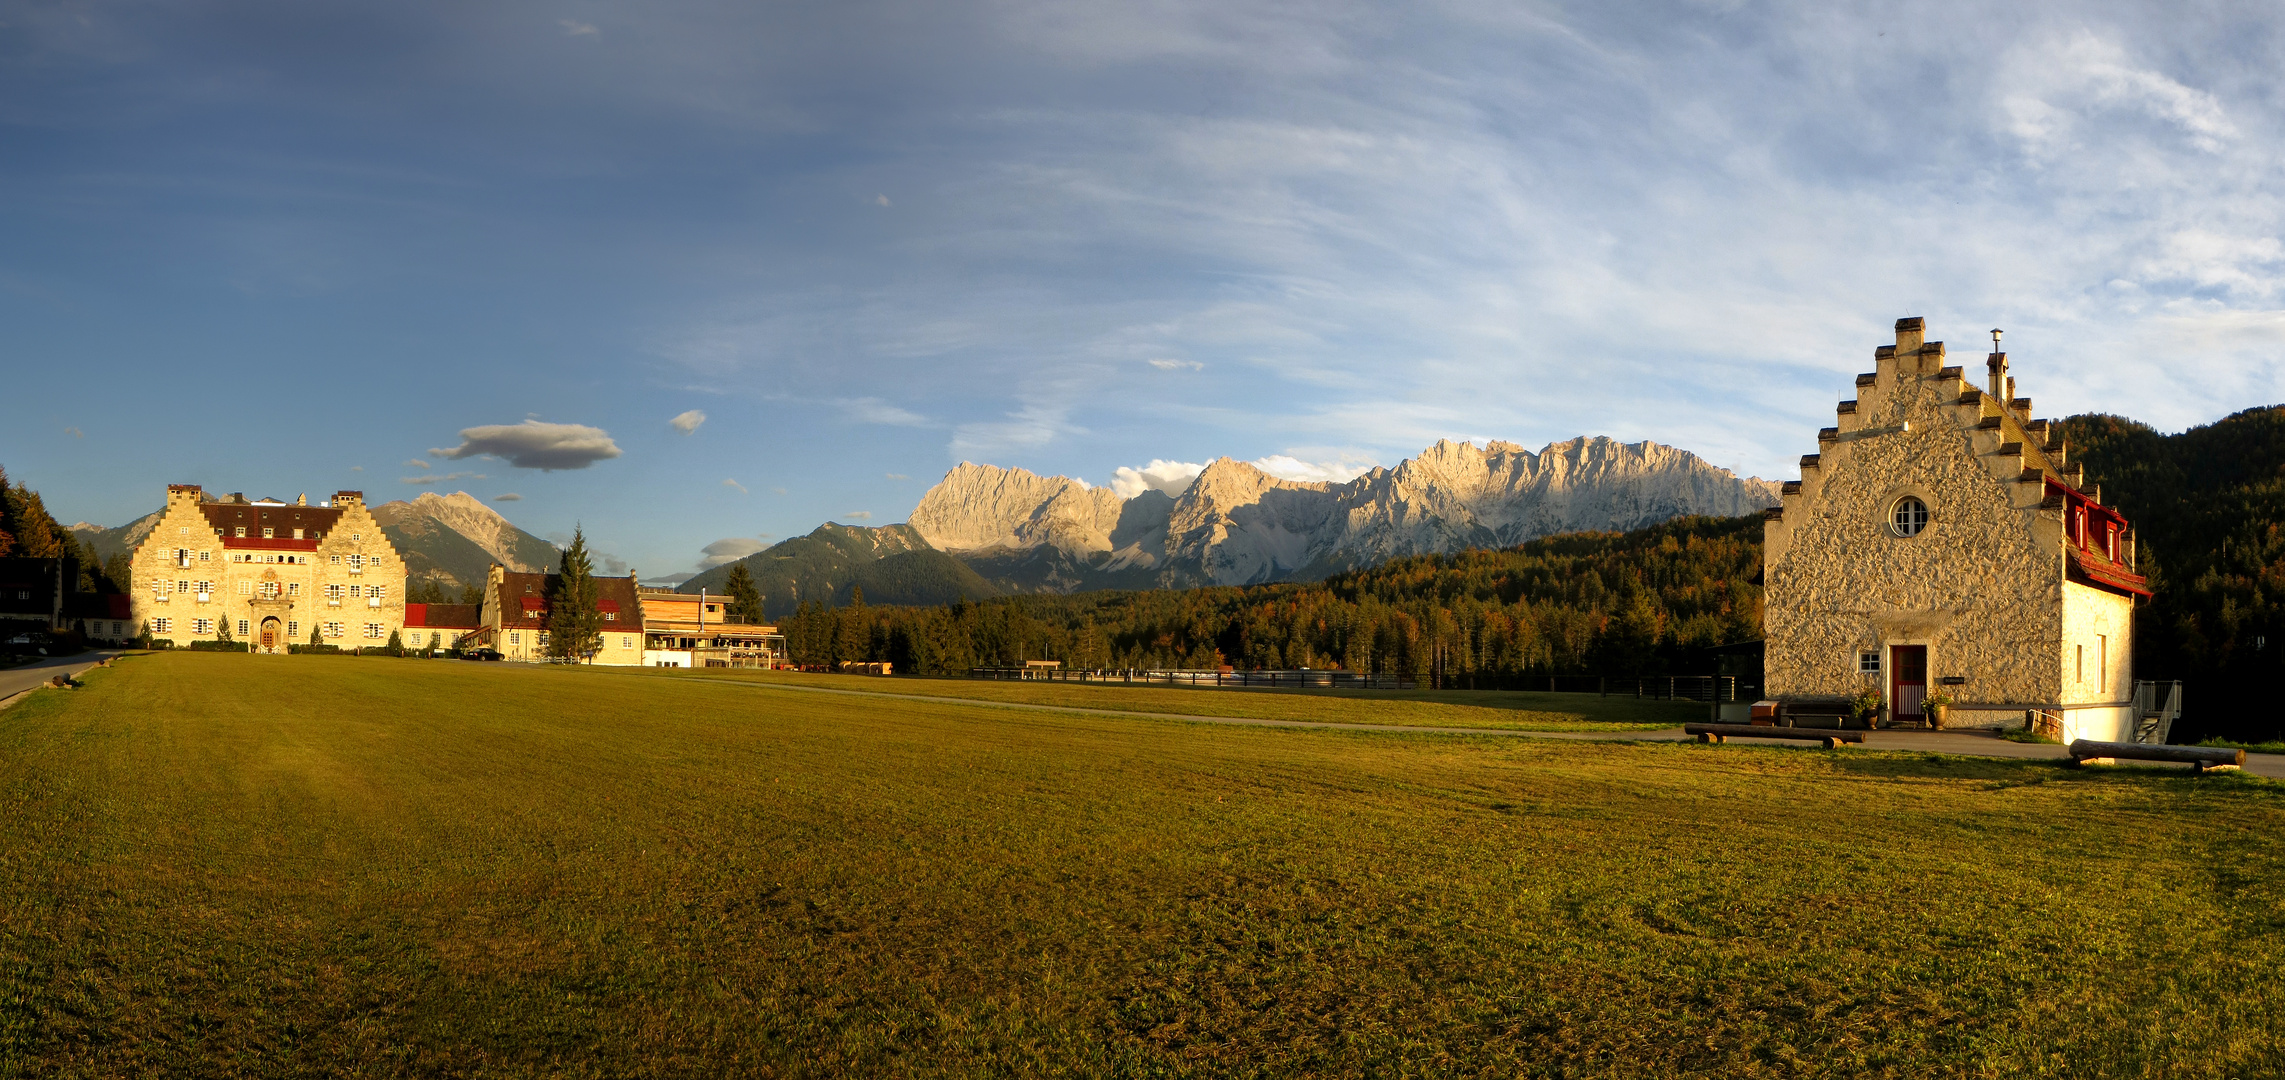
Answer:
xmin=675 ymin=675 xmax=2285 ymax=779
xmin=0 ymin=650 xmax=128 ymax=710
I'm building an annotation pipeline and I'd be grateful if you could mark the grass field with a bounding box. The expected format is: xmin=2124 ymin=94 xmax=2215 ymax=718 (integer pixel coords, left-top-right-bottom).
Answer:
xmin=3 ymin=653 xmax=2282 ymax=1077
xmin=616 ymin=666 xmax=1704 ymax=731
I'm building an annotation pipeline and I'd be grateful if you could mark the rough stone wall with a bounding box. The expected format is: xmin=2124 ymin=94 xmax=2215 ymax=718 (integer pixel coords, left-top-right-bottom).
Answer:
xmin=130 ymin=487 xmax=407 ymax=651
xmin=1763 ymin=323 xmax=2081 ymax=723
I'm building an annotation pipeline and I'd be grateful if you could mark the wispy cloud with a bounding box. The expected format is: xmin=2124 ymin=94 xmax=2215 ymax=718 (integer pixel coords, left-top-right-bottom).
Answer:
xmin=1250 ymin=454 xmax=1375 ymax=485
xmin=698 ymin=537 xmax=770 ymax=568
xmin=722 ymin=477 xmax=748 ymax=493
xmin=842 ymin=398 xmax=931 ymax=427
xmin=558 ymin=19 xmax=599 ymax=38
xmin=842 ymin=511 xmax=873 ymax=520
xmin=400 ymin=471 xmax=485 ymax=486
xmin=885 ymin=472 xmax=910 ymax=480
xmin=670 ymin=409 xmax=707 ymax=435
xmin=493 ymin=493 xmax=523 ymax=502
xmin=1147 ymin=358 xmax=1204 ymax=371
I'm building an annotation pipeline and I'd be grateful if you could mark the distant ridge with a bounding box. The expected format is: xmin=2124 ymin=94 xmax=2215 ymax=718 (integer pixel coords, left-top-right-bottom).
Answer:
xmin=372 ymin=491 xmax=562 ymax=592
xmin=687 ymin=435 xmax=1779 ymax=603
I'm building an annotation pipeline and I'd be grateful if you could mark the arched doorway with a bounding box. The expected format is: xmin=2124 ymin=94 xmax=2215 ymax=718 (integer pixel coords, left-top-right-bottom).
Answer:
xmin=260 ymin=616 xmax=282 ymax=653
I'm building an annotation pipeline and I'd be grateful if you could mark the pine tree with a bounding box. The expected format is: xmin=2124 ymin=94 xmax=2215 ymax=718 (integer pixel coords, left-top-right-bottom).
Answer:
xmin=723 ymin=563 xmax=763 ymax=623
xmin=547 ymin=526 xmax=603 ymax=661
xmin=310 ymin=623 xmax=325 ymax=647
xmin=385 ymin=628 xmax=404 ymax=657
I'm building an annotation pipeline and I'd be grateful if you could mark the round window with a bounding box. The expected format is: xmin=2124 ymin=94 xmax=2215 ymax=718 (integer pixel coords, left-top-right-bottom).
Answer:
xmin=1892 ymin=495 xmax=1929 ymax=537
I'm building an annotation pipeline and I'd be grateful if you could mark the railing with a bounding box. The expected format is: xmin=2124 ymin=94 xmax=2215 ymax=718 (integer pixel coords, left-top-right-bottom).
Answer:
xmin=970 ymin=668 xmax=1414 ymax=690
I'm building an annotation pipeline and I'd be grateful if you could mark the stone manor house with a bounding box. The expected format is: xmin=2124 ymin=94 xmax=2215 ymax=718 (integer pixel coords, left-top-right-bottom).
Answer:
xmin=130 ymin=485 xmax=408 ymax=652
xmin=129 ymin=482 xmax=785 ymax=667
xmin=1762 ymin=317 xmax=2149 ymax=744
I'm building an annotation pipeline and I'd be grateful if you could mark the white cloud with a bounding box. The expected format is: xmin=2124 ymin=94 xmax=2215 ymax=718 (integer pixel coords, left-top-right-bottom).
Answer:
xmin=430 ymin=420 xmax=622 ymax=471
xmin=1110 ymin=459 xmax=1206 ymax=499
xmin=843 ymin=511 xmax=873 ymax=520
xmin=402 ymin=459 xmax=430 ymax=470
xmin=698 ymin=537 xmax=770 ymax=568
xmin=877 ymin=194 xmax=892 ymax=207
xmin=670 ymin=409 xmax=707 ymax=435
xmin=2000 ymin=32 xmax=2237 ymax=156
xmin=722 ymin=477 xmax=747 ymax=493
xmin=842 ymin=398 xmax=931 ymax=426
xmin=886 ymin=472 xmax=910 ymax=480
xmin=559 ymin=19 xmax=599 ymax=37
xmin=1148 ymin=358 xmax=1204 ymax=371
xmin=1250 ymin=454 xmax=1376 ymax=484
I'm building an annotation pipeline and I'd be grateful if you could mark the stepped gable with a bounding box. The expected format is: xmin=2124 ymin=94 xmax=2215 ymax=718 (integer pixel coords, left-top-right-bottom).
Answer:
xmin=1760 ymin=316 xmax=2148 ymax=745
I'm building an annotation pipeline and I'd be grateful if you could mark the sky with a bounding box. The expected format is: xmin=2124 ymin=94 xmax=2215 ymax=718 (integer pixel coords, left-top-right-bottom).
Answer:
xmin=6 ymin=0 xmax=2285 ymax=580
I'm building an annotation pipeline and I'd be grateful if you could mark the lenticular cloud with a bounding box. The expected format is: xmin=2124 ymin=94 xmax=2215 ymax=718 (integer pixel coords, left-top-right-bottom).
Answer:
xmin=430 ymin=420 xmax=623 ymax=471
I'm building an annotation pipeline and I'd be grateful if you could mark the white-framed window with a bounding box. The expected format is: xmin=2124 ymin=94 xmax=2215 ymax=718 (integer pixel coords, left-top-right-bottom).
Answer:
xmin=199 ymin=550 xmax=210 ymax=562
xmin=237 ymin=619 xmax=249 ymax=636
xmin=288 ymin=620 xmax=299 ymax=636
xmin=622 ymin=636 xmax=632 ymax=648
xmin=365 ymin=623 xmax=383 ymax=639
xmin=262 ymin=527 xmax=274 ymax=538
xmin=352 ymin=533 xmax=362 ymax=542
xmin=330 ymin=554 xmax=341 ymax=565
xmin=292 ymin=528 xmax=303 ymax=540
xmin=234 ymin=527 xmax=246 ymax=538
xmin=110 ymin=621 xmax=122 ymax=635
xmin=192 ymin=618 xmax=213 ymax=634
xmin=177 ymin=579 xmax=190 ymax=595
xmin=287 ymin=583 xmax=300 ymax=597
xmin=152 ymin=581 xmax=171 ymax=601
xmin=1858 ymin=650 xmax=1881 ymax=673
xmin=370 ymin=586 xmax=386 ymax=601
xmin=349 ymin=554 xmax=364 ymax=569
xmin=326 ymin=584 xmax=344 ymax=600
xmin=238 ymin=581 xmax=252 ymax=595
xmin=348 ymin=585 xmax=362 ymax=599
xmin=509 ymin=632 xmax=520 ymax=645
xmin=1890 ymin=496 xmax=1929 ymax=537
xmin=152 ymin=617 xmax=172 ymax=633
xmin=324 ymin=621 xmax=344 ymax=639
xmin=604 ymin=611 xmax=616 ymax=622
xmin=538 ymin=631 xmax=550 ymax=647
xmin=259 ymin=582 xmax=280 ymax=599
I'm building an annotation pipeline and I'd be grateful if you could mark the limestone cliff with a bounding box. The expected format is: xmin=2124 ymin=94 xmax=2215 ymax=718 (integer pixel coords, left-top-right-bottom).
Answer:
xmin=910 ymin=437 xmax=1780 ymax=591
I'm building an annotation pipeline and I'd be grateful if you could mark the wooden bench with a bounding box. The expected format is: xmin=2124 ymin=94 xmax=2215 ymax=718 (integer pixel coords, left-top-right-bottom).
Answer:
xmin=1685 ymin=723 xmax=1864 ymax=749
xmin=2068 ymin=740 xmax=2245 ymax=773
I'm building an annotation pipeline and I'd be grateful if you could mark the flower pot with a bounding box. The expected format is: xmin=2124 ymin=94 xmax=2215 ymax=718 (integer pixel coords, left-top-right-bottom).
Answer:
xmin=1928 ymin=703 xmax=1948 ymax=729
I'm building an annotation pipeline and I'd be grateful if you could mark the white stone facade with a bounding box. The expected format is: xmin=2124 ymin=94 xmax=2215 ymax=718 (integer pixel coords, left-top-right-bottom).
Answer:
xmin=129 ymin=485 xmax=408 ymax=653
xmin=1762 ymin=318 xmax=2148 ymax=742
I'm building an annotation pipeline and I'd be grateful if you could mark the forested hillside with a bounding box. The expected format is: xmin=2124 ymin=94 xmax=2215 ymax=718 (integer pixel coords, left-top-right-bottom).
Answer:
xmin=2062 ymin=406 xmax=2285 ymax=741
xmin=774 ymin=515 xmax=1762 ymax=682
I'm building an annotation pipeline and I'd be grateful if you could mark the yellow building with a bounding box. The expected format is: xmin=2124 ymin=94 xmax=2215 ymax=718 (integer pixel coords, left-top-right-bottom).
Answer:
xmin=637 ymin=587 xmax=785 ymax=668
xmin=1762 ymin=318 xmax=2148 ymax=741
xmin=474 ymin=564 xmax=646 ymax=664
xmin=130 ymin=485 xmax=407 ymax=652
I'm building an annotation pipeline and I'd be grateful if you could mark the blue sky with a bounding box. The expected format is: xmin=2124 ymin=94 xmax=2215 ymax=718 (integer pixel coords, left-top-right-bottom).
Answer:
xmin=6 ymin=1 xmax=2284 ymax=579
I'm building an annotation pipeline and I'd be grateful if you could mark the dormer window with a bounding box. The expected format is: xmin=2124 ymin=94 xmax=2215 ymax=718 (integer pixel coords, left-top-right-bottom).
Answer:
xmin=2105 ymin=523 xmax=2118 ymax=561
xmin=1890 ymin=496 xmax=1929 ymax=538
xmin=262 ymin=527 xmax=274 ymax=538
xmin=235 ymin=527 xmax=246 ymax=538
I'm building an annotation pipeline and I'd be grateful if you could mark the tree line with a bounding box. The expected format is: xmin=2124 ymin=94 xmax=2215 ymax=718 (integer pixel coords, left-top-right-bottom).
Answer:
xmin=760 ymin=515 xmax=1765 ymax=683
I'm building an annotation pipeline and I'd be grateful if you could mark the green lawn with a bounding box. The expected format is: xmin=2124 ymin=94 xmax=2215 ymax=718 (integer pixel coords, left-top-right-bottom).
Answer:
xmin=3 ymin=653 xmax=2282 ymax=1077
xmin=614 ymin=666 xmax=1703 ymax=731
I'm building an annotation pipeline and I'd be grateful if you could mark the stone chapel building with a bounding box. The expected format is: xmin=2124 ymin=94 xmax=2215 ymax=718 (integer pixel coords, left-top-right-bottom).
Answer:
xmin=129 ymin=484 xmax=408 ymax=652
xmin=1762 ymin=318 xmax=2150 ymax=743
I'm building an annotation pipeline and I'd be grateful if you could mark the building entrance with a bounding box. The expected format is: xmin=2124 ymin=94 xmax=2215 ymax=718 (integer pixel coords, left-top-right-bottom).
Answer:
xmin=260 ymin=617 xmax=281 ymax=652
xmin=1889 ymin=644 xmax=1927 ymax=725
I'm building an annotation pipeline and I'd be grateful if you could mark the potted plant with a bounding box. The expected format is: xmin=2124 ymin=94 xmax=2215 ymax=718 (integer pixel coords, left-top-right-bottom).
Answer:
xmin=1924 ymin=689 xmax=1953 ymax=729
xmin=1847 ymin=686 xmax=1885 ymax=729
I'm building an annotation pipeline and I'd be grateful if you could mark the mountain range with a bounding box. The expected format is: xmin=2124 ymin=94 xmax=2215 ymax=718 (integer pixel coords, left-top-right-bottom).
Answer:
xmin=685 ymin=436 xmax=1780 ymax=615
xmin=72 ymin=490 xmax=558 ymax=595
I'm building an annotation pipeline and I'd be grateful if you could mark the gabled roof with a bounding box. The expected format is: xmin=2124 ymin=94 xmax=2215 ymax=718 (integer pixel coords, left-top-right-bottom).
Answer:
xmin=496 ymin=571 xmax=641 ymax=628
xmin=405 ymin=603 xmax=482 ymax=629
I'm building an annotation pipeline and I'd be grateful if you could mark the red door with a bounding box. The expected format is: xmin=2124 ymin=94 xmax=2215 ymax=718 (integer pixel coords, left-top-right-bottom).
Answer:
xmin=1890 ymin=645 xmax=1927 ymax=725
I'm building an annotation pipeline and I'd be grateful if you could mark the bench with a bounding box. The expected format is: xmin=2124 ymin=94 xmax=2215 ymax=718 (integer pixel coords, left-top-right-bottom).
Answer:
xmin=2068 ymin=740 xmax=2245 ymax=773
xmin=1685 ymin=723 xmax=1864 ymax=749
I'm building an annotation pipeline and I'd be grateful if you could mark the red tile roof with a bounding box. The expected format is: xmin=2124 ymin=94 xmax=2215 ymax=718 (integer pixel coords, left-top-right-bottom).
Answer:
xmin=405 ymin=603 xmax=482 ymax=629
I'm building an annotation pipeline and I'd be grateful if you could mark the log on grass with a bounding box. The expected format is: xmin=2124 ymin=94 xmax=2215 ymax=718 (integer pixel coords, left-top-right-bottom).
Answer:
xmin=2067 ymin=740 xmax=2243 ymax=767
xmin=1685 ymin=723 xmax=1864 ymax=744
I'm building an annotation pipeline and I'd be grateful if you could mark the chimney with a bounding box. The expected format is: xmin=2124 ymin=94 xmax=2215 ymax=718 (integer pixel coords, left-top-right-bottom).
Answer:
xmin=296 ymin=493 xmax=307 ymax=506
xmin=1988 ymin=352 xmax=2008 ymax=401
xmin=1895 ymin=317 xmax=1925 ymax=354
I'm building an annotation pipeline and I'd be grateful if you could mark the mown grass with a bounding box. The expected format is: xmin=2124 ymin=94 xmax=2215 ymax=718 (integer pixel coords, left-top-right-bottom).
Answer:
xmin=614 ymin=666 xmax=1701 ymax=731
xmin=2202 ymin=738 xmax=2285 ymax=756
xmin=3 ymin=653 xmax=2283 ymax=1077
